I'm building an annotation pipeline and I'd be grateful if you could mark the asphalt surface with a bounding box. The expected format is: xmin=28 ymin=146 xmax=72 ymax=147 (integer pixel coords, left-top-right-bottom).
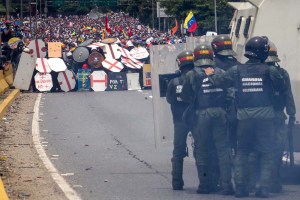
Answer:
xmin=37 ymin=90 xmax=300 ymax=200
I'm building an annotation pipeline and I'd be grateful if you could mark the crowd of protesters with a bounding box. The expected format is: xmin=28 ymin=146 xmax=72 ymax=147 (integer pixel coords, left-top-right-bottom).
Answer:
xmin=0 ymin=11 xmax=185 ymax=52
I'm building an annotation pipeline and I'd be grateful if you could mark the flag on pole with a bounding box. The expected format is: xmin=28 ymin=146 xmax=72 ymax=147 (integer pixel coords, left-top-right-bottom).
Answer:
xmin=105 ymin=15 xmax=112 ymax=34
xmin=171 ymin=18 xmax=178 ymax=35
xmin=184 ymin=11 xmax=198 ymax=33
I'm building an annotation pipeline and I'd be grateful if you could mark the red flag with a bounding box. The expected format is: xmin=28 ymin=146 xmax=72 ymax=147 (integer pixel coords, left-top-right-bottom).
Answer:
xmin=128 ymin=27 xmax=133 ymax=37
xmin=105 ymin=16 xmax=112 ymax=34
xmin=171 ymin=18 xmax=178 ymax=35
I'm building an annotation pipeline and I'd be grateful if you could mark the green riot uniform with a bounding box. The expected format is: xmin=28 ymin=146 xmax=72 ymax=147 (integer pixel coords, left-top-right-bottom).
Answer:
xmin=167 ymin=50 xmax=194 ymax=190
xmin=181 ymin=44 xmax=233 ymax=195
xmin=208 ymin=58 xmax=285 ymax=197
xmin=166 ymin=73 xmax=191 ymax=190
xmin=270 ymin=63 xmax=296 ymax=192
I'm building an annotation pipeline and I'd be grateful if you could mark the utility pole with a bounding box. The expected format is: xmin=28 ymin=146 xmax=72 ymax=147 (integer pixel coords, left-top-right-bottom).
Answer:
xmin=5 ymin=0 xmax=10 ymax=20
xmin=152 ymin=0 xmax=154 ymax=29
xmin=214 ymin=0 xmax=218 ymax=33
xmin=20 ymin=0 xmax=23 ymax=24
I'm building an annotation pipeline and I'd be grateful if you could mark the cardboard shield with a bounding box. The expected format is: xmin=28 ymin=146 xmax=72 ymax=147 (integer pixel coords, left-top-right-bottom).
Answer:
xmin=73 ymin=47 xmax=89 ymax=63
xmin=102 ymin=58 xmax=124 ymax=72
xmin=126 ymin=73 xmax=141 ymax=90
xmin=36 ymin=58 xmax=51 ymax=73
xmin=13 ymin=52 xmax=36 ymax=90
xmin=87 ymin=42 xmax=105 ymax=49
xmin=121 ymin=58 xmax=142 ymax=69
xmin=27 ymin=39 xmax=47 ymax=59
xmin=106 ymin=72 xmax=128 ymax=91
xmin=57 ymin=69 xmax=76 ymax=92
xmin=120 ymin=47 xmax=132 ymax=58
xmin=77 ymin=69 xmax=91 ymax=91
xmin=48 ymin=42 xmax=62 ymax=58
xmin=143 ymin=64 xmax=151 ymax=87
xmin=102 ymin=43 xmax=122 ymax=59
xmin=78 ymin=39 xmax=94 ymax=47
xmin=90 ymin=71 xmax=107 ymax=92
xmin=3 ymin=63 xmax=14 ymax=86
xmin=130 ymin=47 xmax=149 ymax=60
xmin=48 ymin=58 xmax=67 ymax=72
xmin=34 ymin=73 xmax=53 ymax=92
xmin=88 ymin=51 xmax=104 ymax=68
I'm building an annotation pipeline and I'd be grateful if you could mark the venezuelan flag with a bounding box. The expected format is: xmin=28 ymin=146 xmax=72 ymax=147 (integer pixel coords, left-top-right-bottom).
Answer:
xmin=184 ymin=11 xmax=198 ymax=33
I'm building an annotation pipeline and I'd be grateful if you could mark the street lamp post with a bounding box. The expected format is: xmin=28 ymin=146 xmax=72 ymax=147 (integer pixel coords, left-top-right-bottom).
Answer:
xmin=152 ymin=0 xmax=154 ymax=29
xmin=214 ymin=0 xmax=218 ymax=33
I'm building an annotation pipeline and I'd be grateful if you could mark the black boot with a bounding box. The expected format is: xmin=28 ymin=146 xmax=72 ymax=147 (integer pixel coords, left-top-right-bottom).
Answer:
xmin=255 ymin=187 xmax=269 ymax=198
xmin=235 ymin=185 xmax=249 ymax=198
xmin=196 ymin=165 xmax=210 ymax=194
xmin=172 ymin=159 xmax=184 ymax=190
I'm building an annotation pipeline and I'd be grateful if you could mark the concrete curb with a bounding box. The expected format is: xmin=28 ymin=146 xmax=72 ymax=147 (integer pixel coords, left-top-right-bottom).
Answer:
xmin=0 ymin=89 xmax=20 ymax=200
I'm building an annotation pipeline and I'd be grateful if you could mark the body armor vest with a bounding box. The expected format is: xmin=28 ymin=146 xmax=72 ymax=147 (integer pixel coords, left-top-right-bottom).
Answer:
xmin=236 ymin=63 xmax=273 ymax=108
xmin=196 ymin=68 xmax=226 ymax=109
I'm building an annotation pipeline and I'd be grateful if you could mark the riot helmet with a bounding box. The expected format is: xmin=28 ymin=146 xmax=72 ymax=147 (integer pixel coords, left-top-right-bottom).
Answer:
xmin=176 ymin=50 xmax=194 ymax=70
xmin=265 ymin=41 xmax=280 ymax=63
xmin=244 ymin=36 xmax=270 ymax=61
xmin=211 ymin=34 xmax=236 ymax=56
xmin=193 ymin=44 xmax=214 ymax=67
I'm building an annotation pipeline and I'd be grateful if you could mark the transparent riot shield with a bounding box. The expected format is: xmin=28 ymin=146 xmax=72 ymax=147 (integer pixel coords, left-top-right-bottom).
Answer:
xmin=151 ymin=43 xmax=187 ymax=146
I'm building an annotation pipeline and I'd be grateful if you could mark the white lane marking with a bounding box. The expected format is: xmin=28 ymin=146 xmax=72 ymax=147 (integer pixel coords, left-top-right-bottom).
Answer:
xmin=32 ymin=93 xmax=82 ymax=200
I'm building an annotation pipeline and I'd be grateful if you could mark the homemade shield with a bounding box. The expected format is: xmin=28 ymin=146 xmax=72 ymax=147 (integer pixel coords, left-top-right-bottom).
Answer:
xmin=34 ymin=73 xmax=53 ymax=92
xmin=102 ymin=43 xmax=122 ymax=59
xmin=126 ymin=73 xmax=141 ymax=90
xmin=73 ymin=47 xmax=89 ymax=63
xmin=35 ymin=58 xmax=51 ymax=73
xmin=77 ymin=69 xmax=91 ymax=91
xmin=130 ymin=47 xmax=149 ymax=60
xmin=48 ymin=58 xmax=67 ymax=72
xmin=90 ymin=71 xmax=108 ymax=92
xmin=102 ymin=58 xmax=124 ymax=72
xmin=27 ymin=39 xmax=47 ymax=59
xmin=88 ymin=51 xmax=105 ymax=68
xmin=48 ymin=42 xmax=62 ymax=58
xmin=57 ymin=69 xmax=76 ymax=92
xmin=78 ymin=39 xmax=94 ymax=47
xmin=13 ymin=51 xmax=36 ymax=90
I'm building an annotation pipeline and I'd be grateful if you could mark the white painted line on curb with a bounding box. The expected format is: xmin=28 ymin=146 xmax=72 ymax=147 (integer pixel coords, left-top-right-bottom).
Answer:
xmin=32 ymin=93 xmax=82 ymax=200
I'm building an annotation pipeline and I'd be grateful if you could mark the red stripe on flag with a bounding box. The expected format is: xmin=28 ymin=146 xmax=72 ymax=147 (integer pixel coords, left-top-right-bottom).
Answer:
xmin=63 ymin=71 xmax=72 ymax=91
xmin=35 ymin=40 xmax=41 ymax=58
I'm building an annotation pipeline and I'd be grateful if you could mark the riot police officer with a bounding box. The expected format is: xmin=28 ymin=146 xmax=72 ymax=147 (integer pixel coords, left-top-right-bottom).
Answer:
xmin=211 ymin=34 xmax=240 ymax=157
xmin=204 ymin=36 xmax=285 ymax=198
xmin=166 ymin=50 xmax=194 ymax=190
xmin=265 ymin=42 xmax=296 ymax=193
xmin=181 ymin=44 xmax=233 ymax=195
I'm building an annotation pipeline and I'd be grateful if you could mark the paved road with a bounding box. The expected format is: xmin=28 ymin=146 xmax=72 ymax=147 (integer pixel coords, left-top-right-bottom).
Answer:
xmin=38 ymin=90 xmax=300 ymax=200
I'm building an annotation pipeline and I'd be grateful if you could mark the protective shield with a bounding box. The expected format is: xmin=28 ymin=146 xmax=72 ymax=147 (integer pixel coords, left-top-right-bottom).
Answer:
xmin=78 ymin=39 xmax=94 ymax=47
xmin=88 ymin=51 xmax=105 ymax=68
xmin=90 ymin=70 xmax=108 ymax=92
xmin=126 ymin=73 xmax=141 ymax=90
xmin=73 ymin=47 xmax=89 ymax=63
xmin=48 ymin=58 xmax=67 ymax=72
xmin=57 ymin=69 xmax=76 ymax=92
xmin=36 ymin=58 xmax=51 ymax=73
xmin=102 ymin=43 xmax=122 ymax=60
xmin=87 ymin=42 xmax=105 ymax=49
xmin=151 ymin=37 xmax=213 ymax=146
xmin=27 ymin=39 xmax=47 ymax=59
xmin=102 ymin=58 xmax=124 ymax=72
xmin=13 ymin=51 xmax=36 ymax=90
xmin=34 ymin=73 xmax=53 ymax=92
